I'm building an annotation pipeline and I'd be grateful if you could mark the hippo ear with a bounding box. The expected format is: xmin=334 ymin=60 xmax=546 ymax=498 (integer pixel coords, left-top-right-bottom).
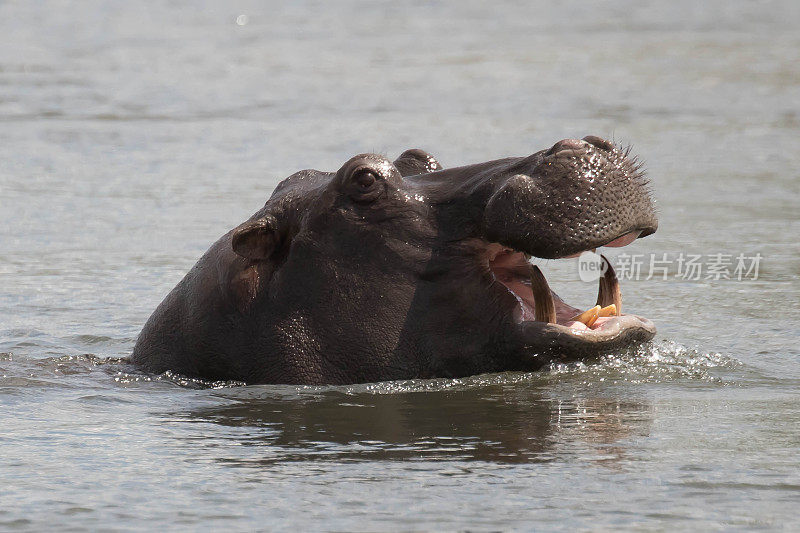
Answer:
xmin=393 ymin=149 xmax=443 ymax=177
xmin=232 ymin=216 xmax=280 ymax=260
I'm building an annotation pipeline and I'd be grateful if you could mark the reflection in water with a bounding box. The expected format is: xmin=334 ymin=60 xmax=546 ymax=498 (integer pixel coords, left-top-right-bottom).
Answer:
xmin=178 ymin=383 xmax=652 ymax=466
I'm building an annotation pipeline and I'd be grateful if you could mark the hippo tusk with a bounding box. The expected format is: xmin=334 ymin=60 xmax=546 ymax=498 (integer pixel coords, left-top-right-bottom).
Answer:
xmin=570 ymin=255 xmax=622 ymax=327
xmin=529 ymin=265 xmax=556 ymax=324
xmin=596 ymin=254 xmax=622 ymax=315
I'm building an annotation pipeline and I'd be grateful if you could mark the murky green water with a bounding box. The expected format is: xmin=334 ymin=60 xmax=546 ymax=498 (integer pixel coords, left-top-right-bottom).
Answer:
xmin=1 ymin=1 xmax=798 ymax=530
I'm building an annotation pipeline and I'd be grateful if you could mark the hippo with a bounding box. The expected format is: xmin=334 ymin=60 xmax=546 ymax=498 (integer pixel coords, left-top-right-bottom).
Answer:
xmin=132 ymin=136 xmax=657 ymax=384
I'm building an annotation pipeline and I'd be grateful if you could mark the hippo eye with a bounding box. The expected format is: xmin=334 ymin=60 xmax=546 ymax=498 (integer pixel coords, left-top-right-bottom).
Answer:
xmin=354 ymin=169 xmax=377 ymax=189
xmin=347 ymin=167 xmax=383 ymax=203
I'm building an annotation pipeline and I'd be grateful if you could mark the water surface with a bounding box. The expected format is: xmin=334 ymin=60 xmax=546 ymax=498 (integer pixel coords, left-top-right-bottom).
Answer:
xmin=1 ymin=1 xmax=799 ymax=530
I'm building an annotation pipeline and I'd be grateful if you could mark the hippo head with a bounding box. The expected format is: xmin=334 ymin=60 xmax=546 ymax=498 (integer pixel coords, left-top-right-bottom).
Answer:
xmin=225 ymin=136 xmax=657 ymax=383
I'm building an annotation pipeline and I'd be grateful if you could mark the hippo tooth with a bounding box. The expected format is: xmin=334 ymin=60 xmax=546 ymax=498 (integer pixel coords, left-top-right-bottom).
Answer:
xmin=571 ymin=305 xmax=601 ymax=327
xmin=598 ymin=304 xmax=617 ymax=317
xmin=529 ymin=265 xmax=557 ymax=324
xmin=596 ymin=254 xmax=622 ymax=315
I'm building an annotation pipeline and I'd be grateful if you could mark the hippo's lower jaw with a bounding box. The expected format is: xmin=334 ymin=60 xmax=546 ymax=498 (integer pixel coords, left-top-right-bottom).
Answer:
xmin=487 ymin=239 xmax=656 ymax=360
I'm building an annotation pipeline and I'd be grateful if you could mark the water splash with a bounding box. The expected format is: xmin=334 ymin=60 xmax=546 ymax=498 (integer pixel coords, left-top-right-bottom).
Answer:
xmin=113 ymin=340 xmax=740 ymax=394
xmin=1 ymin=340 xmax=741 ymax=394
xmin=547 ymin=340 xmax=740 ymax=384
xmin=112 ymin=369 xmax=247 ymax=390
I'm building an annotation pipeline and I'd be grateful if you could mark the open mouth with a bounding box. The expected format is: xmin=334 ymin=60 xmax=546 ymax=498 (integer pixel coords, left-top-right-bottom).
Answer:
xmin=487 ymin=233 xmax=655 ymax=340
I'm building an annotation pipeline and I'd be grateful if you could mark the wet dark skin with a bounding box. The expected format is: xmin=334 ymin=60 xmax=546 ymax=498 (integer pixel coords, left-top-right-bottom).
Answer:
xmin=133 ymin=137 xmax=658 ymax=384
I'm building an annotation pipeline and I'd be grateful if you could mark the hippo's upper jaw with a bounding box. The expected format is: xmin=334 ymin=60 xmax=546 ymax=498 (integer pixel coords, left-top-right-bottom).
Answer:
xmin=133 ymin=136 xmax=659 ymax=384
xmin=479 ymin=136 xmax=657 ymax=259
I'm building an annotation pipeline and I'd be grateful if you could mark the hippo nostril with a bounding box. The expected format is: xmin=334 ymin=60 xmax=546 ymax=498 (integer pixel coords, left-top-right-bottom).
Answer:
xmin=582 ymin=135 xmax=615 ymax=152
xmin=546 ymin=138 xmax=586 ymax=156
